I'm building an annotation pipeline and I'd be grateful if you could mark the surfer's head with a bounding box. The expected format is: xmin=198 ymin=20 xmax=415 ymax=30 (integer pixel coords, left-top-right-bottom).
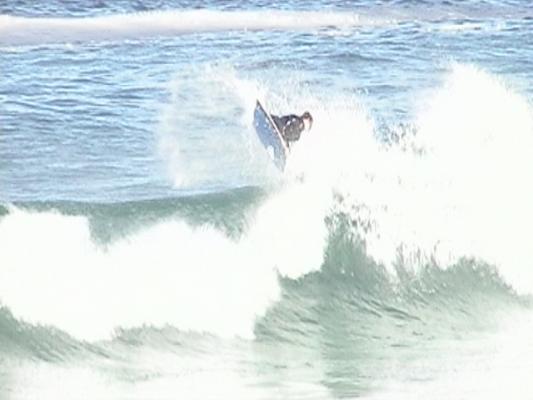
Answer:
xmin=301 ymin=112 xmax=313 ymax=131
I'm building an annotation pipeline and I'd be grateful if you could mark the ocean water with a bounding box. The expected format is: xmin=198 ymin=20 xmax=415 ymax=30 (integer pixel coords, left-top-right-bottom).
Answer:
xmin=1 ymin=0 xmax=533 ymax=398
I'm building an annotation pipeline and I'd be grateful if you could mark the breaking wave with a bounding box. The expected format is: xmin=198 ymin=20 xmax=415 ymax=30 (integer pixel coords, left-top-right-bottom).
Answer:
xmin=0 ymin=64 xmax=531 ymax=357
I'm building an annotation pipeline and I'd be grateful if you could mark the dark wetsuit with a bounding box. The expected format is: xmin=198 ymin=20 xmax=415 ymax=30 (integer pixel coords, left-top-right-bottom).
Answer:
xmin=270 ymin=114 xmax=305 ymax=147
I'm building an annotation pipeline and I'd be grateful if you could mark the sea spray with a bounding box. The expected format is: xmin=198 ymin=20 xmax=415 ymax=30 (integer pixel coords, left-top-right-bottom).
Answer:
xmin=157 ymin=64 xmax=270 ymax=189
xmin=329 ymin=64 xmax=533 ymax=294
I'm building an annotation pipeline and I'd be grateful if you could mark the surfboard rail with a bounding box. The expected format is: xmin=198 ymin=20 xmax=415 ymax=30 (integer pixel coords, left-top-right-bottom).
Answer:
xmin=253 ymin=100 xmax=288 ymax=170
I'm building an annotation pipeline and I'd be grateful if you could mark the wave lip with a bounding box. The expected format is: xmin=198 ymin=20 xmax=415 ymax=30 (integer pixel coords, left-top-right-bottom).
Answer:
xmin=0 ymin=10 xmax=367 ymax=46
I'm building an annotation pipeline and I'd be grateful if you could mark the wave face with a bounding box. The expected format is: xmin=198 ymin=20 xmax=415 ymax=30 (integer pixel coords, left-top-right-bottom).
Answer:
xmin=0 ymin=193 xmax=531 ymax=398
xmin=2 ymin=0 xmax=533 ymax=398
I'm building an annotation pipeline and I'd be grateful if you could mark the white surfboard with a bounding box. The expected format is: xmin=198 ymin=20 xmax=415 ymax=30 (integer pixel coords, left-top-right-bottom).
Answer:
xmin=253 ymin=100 xmax=288 ymax=170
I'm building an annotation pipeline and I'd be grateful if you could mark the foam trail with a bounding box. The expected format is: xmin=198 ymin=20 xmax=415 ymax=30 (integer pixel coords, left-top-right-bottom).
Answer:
xmin=0 ymin=10 xmax=370 ymax=46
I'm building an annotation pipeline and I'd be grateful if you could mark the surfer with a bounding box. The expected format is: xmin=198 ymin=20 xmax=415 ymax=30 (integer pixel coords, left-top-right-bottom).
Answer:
xmin=270 ymin=111 xmax=313 ymax=147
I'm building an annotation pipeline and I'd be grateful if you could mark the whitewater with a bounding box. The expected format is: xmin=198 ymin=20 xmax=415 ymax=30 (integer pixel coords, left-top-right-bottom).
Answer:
xmin=1 ymin=1 xmax=533 ymax=399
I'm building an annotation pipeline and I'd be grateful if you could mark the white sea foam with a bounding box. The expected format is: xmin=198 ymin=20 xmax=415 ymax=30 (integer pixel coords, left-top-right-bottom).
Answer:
xmin=0 ymin=180 xmax=329 ymax=341
xmin=0 ymin=208 xmax=260 ymax=340
xmin=304 ymin=64 xmax=533 ymax=295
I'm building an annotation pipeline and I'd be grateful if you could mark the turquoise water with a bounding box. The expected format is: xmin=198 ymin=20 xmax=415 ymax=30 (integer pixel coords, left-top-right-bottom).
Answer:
xmin=1 ymin=1 xmax=533 ymax=398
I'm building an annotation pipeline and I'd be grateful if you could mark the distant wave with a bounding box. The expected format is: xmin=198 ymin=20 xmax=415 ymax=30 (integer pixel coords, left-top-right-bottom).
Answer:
xmin=2 ymin=3 xmax=532 ymax=46
xmin=0 ymin=10 xmax=373 ymax=45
